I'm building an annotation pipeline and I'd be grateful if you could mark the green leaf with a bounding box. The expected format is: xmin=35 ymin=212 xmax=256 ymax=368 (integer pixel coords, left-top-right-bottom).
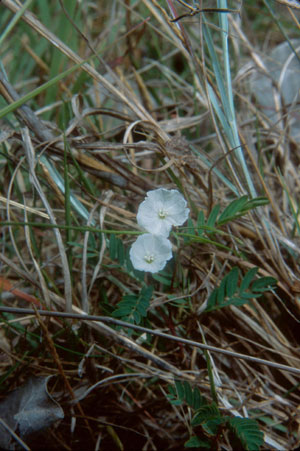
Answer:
xmin=112 ymin=306 xmax=131 ymax=317
xmin=167 ymin=381 xmax=206 ymax=409
xmin=112 ymin=286 xmax=153 ymax=326
xmin=133 ymin=311 xmax=141 ymax=324
xmin=175 ymin=379 xmax=185 ymax=400
xmin=205 ymin=267 xmax=277 ymax=312
xmin=192 ymin=387 xmax=205 ymax=410
xmin=217 ymin=276 xmax=226 ymax=305
xmin=183 ymin=380 xmax=193 ymax=407
xmin=229 ymin=417 xmax=264 ymax=450
xmin=226 ymin=267 xmax=239 ymax=297
xmin=251 ymin=277 xmax=277 ymax=293
xmin=240 ymin=267 xmax=258 ymax=292
xmin=258 ymin=415 xmax=287 ymax=432
xmin=109 ymin=234 xmax=117 ymax=260
xmin=217 ymin=196 xmax=248 ymax=225
xmin=224 ymin=297 xmax=249 ymax=307
xmin=166 ymin=384 xmax=183 ymax=406
xmin=152 ymin=272 xmax=172 ymax=286
xmin=216 ymin=196 xmax=269 ymax=226
xmin=202 ymin=417 xmax=224 ymax=435
xmin=240 ymin=197 xmax=269 ymax=211
xmin=141 ymin=285 xmax=153 ymax=301
xmin=0 ymin=56 xmax=88 ymax=121
xmin=206 ymin=205 xmax=220 ymax=228
xmin=184 ymin=436 xmax=210 ymax=448
xmin=184 ymin=218 xmax=197 ymax=244
xmin=109 ymin=235 xmax=126 ymax=266
xmin=196 ymin=211 xmax=205 ymax=235
xmin=206 ymin=290 xmax=217 ymax=311
xmin=191 ymin=403 xmax=220 ymax=427
xmin=117 ymin=238 xmax=125 ymax=265
xmin=186 ymin=218 xmax=195 ymax=234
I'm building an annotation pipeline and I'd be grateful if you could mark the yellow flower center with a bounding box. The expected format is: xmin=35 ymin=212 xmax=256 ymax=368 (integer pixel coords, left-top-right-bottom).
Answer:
xmin=144 ymin=254 xmax=155 ymax=264
xmin=158 ymin=208 xmax=168 ymax=219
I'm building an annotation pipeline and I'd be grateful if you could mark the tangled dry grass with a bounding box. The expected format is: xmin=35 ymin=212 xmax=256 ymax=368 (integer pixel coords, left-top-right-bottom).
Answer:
xmin=0 ymin=0 xmax=300 ymax=449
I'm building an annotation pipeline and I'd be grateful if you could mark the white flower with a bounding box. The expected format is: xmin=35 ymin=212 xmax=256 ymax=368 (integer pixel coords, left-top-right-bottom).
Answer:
xmin=136 ymin=188 xmax=189 ymax=237
xmin=129 ymin=233 xmax=172 ymax=273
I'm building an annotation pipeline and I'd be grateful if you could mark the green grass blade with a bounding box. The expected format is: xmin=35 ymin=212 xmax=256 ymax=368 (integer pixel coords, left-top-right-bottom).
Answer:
xmin=0 ymin=0 xmax=33 ymax=48
xmin=0 ymin=58 xmax=86 ymax=120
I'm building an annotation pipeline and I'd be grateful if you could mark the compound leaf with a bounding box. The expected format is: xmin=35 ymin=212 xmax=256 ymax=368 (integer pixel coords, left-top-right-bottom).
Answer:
xmin=229 ymin=417 xmax=264 ymax=450
xmin=205 ymin=267 xmax=277 ymax=312
xmin=191 ymin=403 xmax=220 ymax=427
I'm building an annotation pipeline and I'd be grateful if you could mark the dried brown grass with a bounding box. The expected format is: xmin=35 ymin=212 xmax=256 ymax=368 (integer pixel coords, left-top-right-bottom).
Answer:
xmin=0 ymin=0 xmax=299 ymax=449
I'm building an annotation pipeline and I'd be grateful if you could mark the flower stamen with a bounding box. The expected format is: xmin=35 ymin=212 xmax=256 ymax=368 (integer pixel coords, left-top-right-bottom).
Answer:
xmin=144 ymin=254 xmax=155 ymax=264
xmin=129 ymin=233 xmax=173 ymax=273
xmin=158 ymin=208 xmax=168 ymax=219
xmin=136 ymin=188 xmax=189 ymax=237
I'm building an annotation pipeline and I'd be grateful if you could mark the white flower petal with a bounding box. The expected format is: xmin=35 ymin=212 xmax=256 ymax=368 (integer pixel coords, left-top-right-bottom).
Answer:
xmin=137 ymin=188 xmax=189 ymax=236
xmin=137 ymin=202 xmax=172 ymax=236
xmin=129 ymin=234 xmax=172 ymax=273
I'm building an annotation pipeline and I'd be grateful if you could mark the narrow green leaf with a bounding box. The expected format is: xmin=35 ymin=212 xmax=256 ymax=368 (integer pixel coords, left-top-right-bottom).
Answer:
xmin=0 ymin=0 xmax=33 ymax=48
xmin=152 ymin=273 xmax=172 ymax=286
xmin=190 ymin=145 xmax=239 ymax=195
xmin=192 ymin=387 xmax=205 ymax=410
xmin=166 ymin=384 xmax=183 ymax=406
xmin=133 ymin=311 xmax=141 ymax=324
xmin=184 ymin=436 xmax=210 ymax=448
xmin=206 ymin=205 xmax=220 ymax=228
xmin=0 ymin=58 xmax=87 ymax=120
xmin=175 ymin=380 xmax=185 ymax=401
xmin=197 ymin=210 xmax=205 ymax=228
xmin=122 ymin=295 xmax=137 ymax=303
xmin=112 ymin=307 xmax=131 ymax=317
xmin=241 ymin=197 xmax=269 ymax=211
xmin=240 ymin=267 xmax=258 ymax=293
xmin=183 ymin=380 xmax=193 ymax=407
xmin=229 ymin=297 xmax=250 ymax=306
xmin=226 ymin=267 xmax=239 ymax=297
xmin=167 ymin=385 xmax=176 ymax=398
xmin=109 ymin=234 xmax=117 ymax=260
xmin=202 ymin=22 xmax=232 ymax=123
xmin=137 ymin=300 xmax=149 ymax=317
xmin=217 ymin=196 xmax=248 ymax=225
xmin=116 ymin=237 xmax=125 ymax=265
xmin=206 ymin=290 xmax=218 ymax=311
xmin=217 ymin=277 xmax=226 ymax=305
xmin=251 ymin=277 xmax=277 ymax=293
xmin=186 ymin=218 xmax=195 ymax=234
xmin=141 ymin=285 xmax=153 ymax=300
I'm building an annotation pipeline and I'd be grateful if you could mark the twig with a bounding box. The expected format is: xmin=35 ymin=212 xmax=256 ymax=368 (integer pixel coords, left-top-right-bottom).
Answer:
xmin=1 ymin=306 xmax=299 ymax=376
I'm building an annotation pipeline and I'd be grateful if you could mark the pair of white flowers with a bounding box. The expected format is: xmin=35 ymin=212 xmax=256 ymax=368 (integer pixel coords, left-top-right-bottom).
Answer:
xmin=129 ymin=188 xmax=189 ymax=273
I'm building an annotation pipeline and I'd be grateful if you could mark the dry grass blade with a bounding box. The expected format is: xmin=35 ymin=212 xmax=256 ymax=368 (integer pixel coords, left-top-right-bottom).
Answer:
xmin=0 ymin=0 xmax=300 ymax=449
xmin=21 ymin=127 xmax=72 ymax=311
xmin=2 ymin=0 xmax=165 ymax=129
